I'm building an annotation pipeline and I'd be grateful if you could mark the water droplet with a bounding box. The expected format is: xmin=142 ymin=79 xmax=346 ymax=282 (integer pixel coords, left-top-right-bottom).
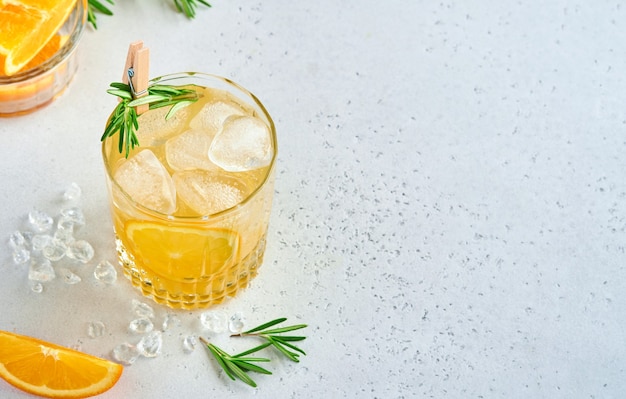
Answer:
xmin=87 ymin=321 xmax=106 ymax=338
xmin=182 ymin=335 xmax=197 ymax=353
xmin=30 ymin=282 xmax=43 ymax=293
xmin=228 ymin=312 xmax=246 ymax=333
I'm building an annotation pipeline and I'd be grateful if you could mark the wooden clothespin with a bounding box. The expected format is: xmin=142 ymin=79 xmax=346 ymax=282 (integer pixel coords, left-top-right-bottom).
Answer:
xmin=122 ymin=41 xmax=150 ymax=114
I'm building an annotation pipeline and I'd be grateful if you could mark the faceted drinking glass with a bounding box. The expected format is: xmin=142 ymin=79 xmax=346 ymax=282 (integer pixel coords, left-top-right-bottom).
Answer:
xmin=102 ymin=73 xmax=277 ymax=309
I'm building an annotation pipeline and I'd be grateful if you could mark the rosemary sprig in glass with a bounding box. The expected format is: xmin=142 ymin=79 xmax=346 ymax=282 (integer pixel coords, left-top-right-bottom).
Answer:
xmin=199 ymin=338 xmax=272 ymax=388
xmin=232 ymin=317 xmax=308 ymax=362
xmin=101 ymin=82 xmax=199 ymax=157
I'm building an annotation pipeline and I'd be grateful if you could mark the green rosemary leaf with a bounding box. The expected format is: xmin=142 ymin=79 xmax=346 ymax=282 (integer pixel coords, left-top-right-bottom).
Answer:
xmin=253 ymin=324 xmax=308 ymax=335
xmin=241 ymin=318 xmax=287 ymax=334
xmin=233 ymin=342 xmax=272 ymax=358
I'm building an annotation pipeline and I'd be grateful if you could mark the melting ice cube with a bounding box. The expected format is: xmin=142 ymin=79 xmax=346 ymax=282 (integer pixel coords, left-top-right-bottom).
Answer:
xmin=173 ymin=171 xmax=247 ymax=215
xmin=114 ymin=149 xmax=177 ymax=214
xmin=135 ymin=106 xmax=190 ymax=146
xmin=165 ymin=129 xmax=219 ymax=172
xmin=209 ymin=115 xmax=273 ymax=172
xmin=189 ymin=100 xmax=247 ymax=134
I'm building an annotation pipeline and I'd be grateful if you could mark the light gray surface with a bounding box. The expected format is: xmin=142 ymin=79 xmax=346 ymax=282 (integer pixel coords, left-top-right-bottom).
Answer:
xmin=0 ymin=1 xmax=624 ymax=397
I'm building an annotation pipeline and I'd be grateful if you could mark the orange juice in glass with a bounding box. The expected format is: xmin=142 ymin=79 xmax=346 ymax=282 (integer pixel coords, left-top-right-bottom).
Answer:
xmin=101 ymin=73 xmax=277 ymax=309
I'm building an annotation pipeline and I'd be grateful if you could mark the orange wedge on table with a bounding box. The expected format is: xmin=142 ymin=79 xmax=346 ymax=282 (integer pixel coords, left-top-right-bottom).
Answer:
xmin=0 ymin=330 xmax=123 ymax=398
xmin=0 ymin=0 xmax=77 ymax=76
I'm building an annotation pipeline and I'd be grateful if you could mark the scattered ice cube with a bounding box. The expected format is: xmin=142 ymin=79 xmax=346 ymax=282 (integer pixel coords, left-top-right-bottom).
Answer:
xmin=132 ymin=299 xmax=155 ymax=319
xmin=94 ymin=260 xmax=117 ymax=284
xmin=30 ymin=282 xmax=43 ymax=293
xmin=29 ymin=258 xmax=56 ymax=282
xmin=199 ymin=310 xmax=228 ymax=333
xmin=42 ymin=238 xmax=67 ymax=261
xmin=66 ymin=240 xmax=94 ymax=263
xmin=228 ymin=312 xmax=246 ymax=333
xmin=31 ymin=234 xmax=52 ymax=251
xmin=135 ymin=105 xmax=190 ymax=146
xmin=162 ymin=313 xmax=181 ymax=331
xmin=165 ymin=129 xmax=220 ymax=172
xmin=88 ymin=321 xmax=106 ymax=338
xmin=60 ymin=207 xmax=85 ymax=226
xmin=12 ymin=246 xmax=30 ymax=264
xmin=129 ymin=318 xmax=154 ymax=334
xmin=63 ymin=182 xmax=82 ymax=202
xmin=112 ymin=343 xmax=140 ymax=365
xmin=114 ymin=149 xmax=177 ymax=214
xmin=53 ymin=225 xmax=74 ymax=245
xmin=8 ymin=231 xmax=26 ymax=249
xmin=59 ymin=268 xmax=82 ymax=284
xmin=189 ymin=100 xmax=247 ymax=134
xmin=173 ymin=171 xmax=246 ymax=215
xmin=209 ymin=115 xmax=273 ymax=172
xmin=137 ymin=331 xmax=163 ymax=358
xmin=182 ymin=335 xmax=198 ymax=354
xmin=28 ymin=210 xmax=53 ymax=233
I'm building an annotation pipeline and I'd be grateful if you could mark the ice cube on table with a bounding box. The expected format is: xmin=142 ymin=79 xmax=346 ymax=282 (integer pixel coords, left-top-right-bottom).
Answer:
xmin=165 ymin=129 xmax=219 ymax=172
xmin=173 ymin=171 xmax=247 ymax=215
xmin=209 ymin=115 xmax=273 ymax=172
xmin=135 ymin=106 xmax=190 ymax=147
xmin=114 ymin=149 xmax=177 ymax=214
xmin=189 ymin=100 xmax=247 ymax=134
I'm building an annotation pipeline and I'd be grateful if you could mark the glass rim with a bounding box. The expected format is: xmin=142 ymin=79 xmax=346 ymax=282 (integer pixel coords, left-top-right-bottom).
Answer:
xmin=0 ymin=0 xmax=87 ymax=85
xmin=102 ymin=72 xmax=278 ymax=222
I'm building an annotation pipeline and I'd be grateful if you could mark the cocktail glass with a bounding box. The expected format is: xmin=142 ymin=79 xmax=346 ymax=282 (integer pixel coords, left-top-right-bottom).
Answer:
xmin=101 ymin=73 xmax=277 ymax=309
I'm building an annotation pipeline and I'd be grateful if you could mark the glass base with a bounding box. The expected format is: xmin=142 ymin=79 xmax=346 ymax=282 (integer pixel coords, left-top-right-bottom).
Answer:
xmin=115 ymin=234 xmax=266 ymax=309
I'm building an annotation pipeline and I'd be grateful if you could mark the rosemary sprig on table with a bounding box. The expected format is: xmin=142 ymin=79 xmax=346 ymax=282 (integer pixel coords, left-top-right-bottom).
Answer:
xmin=232 ymin=317 xmax=308 ymax=362
xmin=201 ymin=318 xmax=308 ymax=387
xmin=87 ymin=0 xmax=212 ymax=29
xmin=101 ymin=82 xmax=199 ymax=157
xmin=199 ymin=338 xmax=272 ymax=388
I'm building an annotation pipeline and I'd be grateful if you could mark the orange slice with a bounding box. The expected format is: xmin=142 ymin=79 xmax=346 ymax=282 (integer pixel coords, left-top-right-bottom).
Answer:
xmin=0 ymin=0 xmax=77 ymax=75
xmin=0 ymin=34 xmax=67 ymax=76
xmin=126 ymin=221 xmax=240 ymax=281
xmin=0 ymin=330 xmax=123 ymax=398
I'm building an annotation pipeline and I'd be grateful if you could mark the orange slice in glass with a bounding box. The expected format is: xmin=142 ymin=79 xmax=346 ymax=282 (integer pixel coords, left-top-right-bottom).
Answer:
xmin=126 ymin=221 xmax=240 ymax=281
xmin=0 ymin=0 xmax=77 ymax=75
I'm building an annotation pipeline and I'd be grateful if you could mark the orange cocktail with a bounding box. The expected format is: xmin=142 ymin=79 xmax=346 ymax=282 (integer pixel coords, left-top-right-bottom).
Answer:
xmin=102 ymin=73 xmax=277 ymax=309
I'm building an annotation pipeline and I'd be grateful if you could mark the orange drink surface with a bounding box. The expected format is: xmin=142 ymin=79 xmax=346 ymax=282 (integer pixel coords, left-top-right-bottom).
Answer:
xmin=102 ymin=73 xmax=277 ymax=309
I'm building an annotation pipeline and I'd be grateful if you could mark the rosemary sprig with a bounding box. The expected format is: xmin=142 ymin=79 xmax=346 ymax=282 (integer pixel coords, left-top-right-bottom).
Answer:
xmin=174 ymin=0 xmax=212 ymax=18
xmin=101 ymin=82 xmax=199 ymax=157
xmin=199 ymin=337 xmax=272 ymax=388
xmin=232 ymin=318 xmax=308 ymax=362
xmin=87 ymin=0 xmax=114 ymax=29
xmin=87 ymin=0 xmax=211 ymax=29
